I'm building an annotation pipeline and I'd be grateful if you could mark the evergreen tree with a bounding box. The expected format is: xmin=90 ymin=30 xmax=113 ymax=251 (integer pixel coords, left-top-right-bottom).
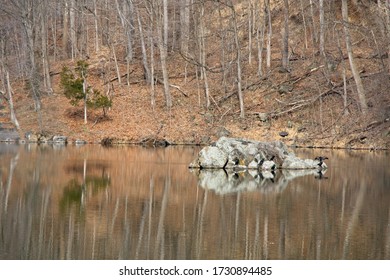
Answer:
xmin=60 ymin=60 xmax=112 ymax=121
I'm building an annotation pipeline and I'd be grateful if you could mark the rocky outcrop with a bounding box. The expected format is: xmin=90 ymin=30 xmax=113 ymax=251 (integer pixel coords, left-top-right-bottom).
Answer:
xmin=20 ymin=132 xmax=87 ymax=145
xmin=189 ymin=137 xmax=327 ymax=170
xmin=0 ymin=127 xmax=19 ymax=142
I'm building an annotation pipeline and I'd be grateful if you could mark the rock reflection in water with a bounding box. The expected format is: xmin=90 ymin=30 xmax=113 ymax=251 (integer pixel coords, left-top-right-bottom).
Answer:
xmin=0 ymin=144 xmax=389 ymax=260
xmin=193 ymin=169 xmax=325 ymax=194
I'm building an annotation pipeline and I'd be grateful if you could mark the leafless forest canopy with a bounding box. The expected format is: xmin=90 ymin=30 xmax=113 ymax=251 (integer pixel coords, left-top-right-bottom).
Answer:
xmin=0 ymin=0 xmax=389 ymax=147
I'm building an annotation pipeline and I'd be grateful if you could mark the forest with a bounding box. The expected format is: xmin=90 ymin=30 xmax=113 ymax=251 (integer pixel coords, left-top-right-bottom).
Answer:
xmin=0 ymin=0 xmax=389 ymax=149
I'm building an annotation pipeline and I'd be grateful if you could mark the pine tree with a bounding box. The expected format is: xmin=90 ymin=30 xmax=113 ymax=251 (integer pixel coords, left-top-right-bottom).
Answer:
xmin=60 ymin=60 xmax=112 ymax=122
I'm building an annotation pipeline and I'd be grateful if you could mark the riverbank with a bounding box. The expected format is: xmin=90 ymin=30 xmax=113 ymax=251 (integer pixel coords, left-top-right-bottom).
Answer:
xmin=3 ymin=89 xmax=389 ymax=151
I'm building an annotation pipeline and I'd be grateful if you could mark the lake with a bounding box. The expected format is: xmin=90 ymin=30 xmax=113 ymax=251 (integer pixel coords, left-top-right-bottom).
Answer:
xmin=0 ymin=143 xmax=389 ymax=260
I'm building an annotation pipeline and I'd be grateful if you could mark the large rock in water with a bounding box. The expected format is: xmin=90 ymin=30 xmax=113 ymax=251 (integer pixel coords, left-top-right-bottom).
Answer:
xmin=189 ymin=137 xmax=327 ymax=170
xmin=198 ymin=146 xmax=228 ymax=168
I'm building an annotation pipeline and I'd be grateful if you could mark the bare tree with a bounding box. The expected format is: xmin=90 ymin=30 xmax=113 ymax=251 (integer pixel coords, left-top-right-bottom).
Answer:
xmin=40 ymin=0 xmax=52 ymax=93
xmin=256 ymin=0 xmax=266 ymax=77
xmin=163 ymin=0 xmax=169 ymax=50
xmin=387 ymin=1 xmax=390 ymax=75
xmin=217 ymin=2 xmax=228 ymax=93
xmin=134 ymin=1 xmax=151 ymax=82
xmin=228 ymin=1 xmax=245 ymax=118
xmin=100 ymin=0 xmax=111 ymax=47
xmin=0 ymin=29 xmax=20 ymax=129
xmin=180 ymin=0 xmax=191 ymax=55
xmin=4 ymin=71 xmax=20 ymax=129
xmin=282 ymin=0 xmax=289 ymax=70
xmin=179 ymin=0 xmax=191 ymax=81
xmin=145 ymin=0 xmax=156 ymax=108
xmin=342 ymin=0 xmax=368 ymax=114
xmin=80 ymin=62 xmax=89 ymax=124
xmin=117 ymin=0 xmax=135 ymax=62
xmin=299 ymin=0 xmax=308 ymax=49
xmin=69 ymin=0 xmax=77 ymax=59
xmin=198 ymin=0 xmax=210 ymax=109
xmin=309 ymin=0 xmax=318 ymax=47
xmin=93 ymin=0 xmax=100 ymax=53
xmin=2 ymin=0 xmax=43 ymax=112
xmin=62 ymin=0 xmax=70 ymax=57
xmin=265 ymin=0 xmax=272 ymax=70
xmin=319 ymin=0 xmax=325 ymax=55
xmin=156 ymin=0 xmax=172 ymax=108
xmin=248 ymin=0 xmax=254 ymax=64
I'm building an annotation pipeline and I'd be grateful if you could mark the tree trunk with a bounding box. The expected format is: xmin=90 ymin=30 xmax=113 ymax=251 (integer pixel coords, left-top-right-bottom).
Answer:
xmin=248 ymin=0 xmax=253 ymax=64
xmin=50 ymin=9 xmax=58 ymax=62
xmin=230 ymin=1 xmax=245 ymax=118
xmin=217 ymin=4 xmax=228 ymax=93
xmin=111 ymin=44 xmax=121 ymax=85
xmin=41 ymin=0 xmax=52 ymax=93
xmin=150 ymin=30 xmax=156 ymax=109
xmin=148 ymin=1 xmax=156 ymax=109
xmin=135 ymin=3 xmax=151 ymax=82
xmin=63 ymin=0 xmax=70 ymax=58
xmin=336 ymin=31 xmax=349 ymax=115
xmin=299 ymin=0 xmax=308 ymax=49
xmin=83 ymin=76 xmax=88 ymax=124
xmin=69 ymin=0 xmax=77 ymax=59
xmin=319 ymin=0 xmax=325 ymax=55
xmin=163 ymin=0 xmax=169 ymax=50
xmin=157 ymin=0 xmax=172 ymax=108
xmin=266 ymin=0 xmax=272 ymax=69
xmin=101 ymin=0 xmax=110 ymax=47
xmin=119 ymin=0 xmax=134 ymax=62
xmin=5 ymin=71 xmax=20 ymax=130
xmin=257 ymin=0 xmax=266 ymax=77
xmin=282 ymin=0 xmax=289 ymax=70
xmin=199 ymin=1 xmax=210 ymax=109
xmin=386 ymin=1 xmax=390 ymax=76
xmin=1 ymin=33 xmax=20 ymax=130
xmin=78 ymin=2 xmax=87 ymax=57
xmin=342 ymin=0 xmax=368 ymax=114
xmin=180 ymin=0 xmax=191 ymax=55
xmin=93 ymin=0 xmax=99 ymax=53
xmin=309 ymin=0 xmax=318 ymax=47
xmin=179 ymin=0 xmax=191 ymax=82
xmin=22 ymin=11 xmax=41 ymax=111
xmin=170 ymin=1 xmax=177 ymax=51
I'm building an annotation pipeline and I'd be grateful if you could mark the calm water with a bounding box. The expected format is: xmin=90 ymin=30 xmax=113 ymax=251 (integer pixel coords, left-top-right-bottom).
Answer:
xmin=0 ymin=143 xmax=389 ymax=260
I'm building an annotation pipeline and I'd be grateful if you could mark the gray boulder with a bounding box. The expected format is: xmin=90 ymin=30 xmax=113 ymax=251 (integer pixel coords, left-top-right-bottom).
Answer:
xmin=0 ymin=128 xmax=19 ymax=142
xmin=190 ymin=137 xmax=327 ymax=170
xmin=192 ymin=146 xmax=228 ymax=169
xmin=282 ymin=155 xmax=327 ymax=169
xmin=262 ymin=160 xmax=276 ymax=170
xmin=52 ymin=135 xmax=68 ymax=144
xmin=74 ymin=139 xmax=87 ymax=145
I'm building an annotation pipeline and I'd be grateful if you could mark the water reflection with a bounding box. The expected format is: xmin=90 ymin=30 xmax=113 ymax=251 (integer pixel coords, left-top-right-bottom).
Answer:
xmin=0 ymin=144 xmax=389 ymax=260
xmin=61 ymin=160 xmax=110 ymax=213
xmin=192 ymin=169 xmax=326 ymax=194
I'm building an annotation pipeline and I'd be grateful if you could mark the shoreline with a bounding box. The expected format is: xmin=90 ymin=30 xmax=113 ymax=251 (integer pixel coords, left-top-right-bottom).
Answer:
xmin=1 ymin=137 xmax=389 ymax=151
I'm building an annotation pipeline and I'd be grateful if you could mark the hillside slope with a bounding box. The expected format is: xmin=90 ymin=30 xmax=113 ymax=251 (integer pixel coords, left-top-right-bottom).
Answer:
xmin=2 ymin=0 xmax=390 ymax=149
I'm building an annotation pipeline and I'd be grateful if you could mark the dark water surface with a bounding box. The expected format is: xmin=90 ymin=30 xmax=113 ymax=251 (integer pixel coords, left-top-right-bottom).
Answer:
xmin=0 ymin=143 xmax=389 ymax=260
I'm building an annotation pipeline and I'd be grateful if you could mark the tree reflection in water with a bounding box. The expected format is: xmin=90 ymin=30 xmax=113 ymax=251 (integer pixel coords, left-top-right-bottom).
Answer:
xmin=0 ymin=144 xmax=389 ymax=260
